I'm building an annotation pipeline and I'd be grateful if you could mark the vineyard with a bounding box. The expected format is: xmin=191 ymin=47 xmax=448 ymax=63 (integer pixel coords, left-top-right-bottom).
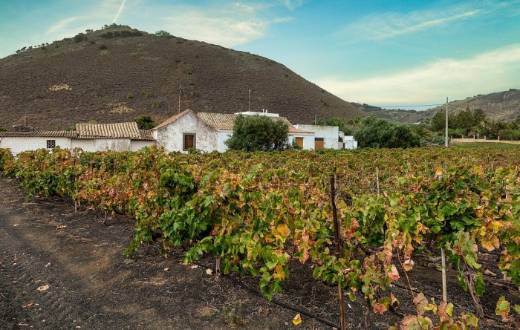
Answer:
xmin=0 ymin=145 xmax=519 ymax=329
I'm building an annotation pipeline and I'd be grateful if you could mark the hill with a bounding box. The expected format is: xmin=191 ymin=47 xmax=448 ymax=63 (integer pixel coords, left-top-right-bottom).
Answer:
xmin=0 ymin=25 xmax=365 ymax=131
xmin=362 ymin=105 xmax=428 ymax=123
xmin=369 ymin=89 xmax=520 ymax=124
xmin=426 ymin=89 xmax=520 ymax=122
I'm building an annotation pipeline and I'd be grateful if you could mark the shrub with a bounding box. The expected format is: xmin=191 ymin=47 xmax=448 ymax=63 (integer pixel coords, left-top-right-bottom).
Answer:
xmin=99 ymin=44 xmax=108 ymax=50
xmin=135 ymin=116 xmax=155 ymax=130
xmin=73 ymin=33 xmax=88 ymax=43
xmin=100 ymin=30 xmax=143 ymax=39
xmin=0 ymin=149 xmax=14 ymax=173
xmin=154 ymin=30 xmax=173 ymax=38
xmin=354 ymin=117 xmax=421 ymax=148
xmin=226 ymin=115 xmax=289 ymax=151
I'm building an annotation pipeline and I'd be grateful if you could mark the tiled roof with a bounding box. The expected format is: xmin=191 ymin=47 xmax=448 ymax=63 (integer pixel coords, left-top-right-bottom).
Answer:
xmin=0 ymin=130 xmax=77 ymax=138
xmin=76 ymin=122 xmax=141 ymax=139
xmin=154 ymin=110 xmax=193 ymax=130
xmin=0 ymin=123 xmax=154 ymax=141
xmin=155 ymin=110 xmax=314 ymax=134
xmin=196 ymin=112 xmax=237 ymax=130
xmin=197 ymin=112 xmax=299 ymax=131
xmin=138 ymin=130 xmax=155 ymax=141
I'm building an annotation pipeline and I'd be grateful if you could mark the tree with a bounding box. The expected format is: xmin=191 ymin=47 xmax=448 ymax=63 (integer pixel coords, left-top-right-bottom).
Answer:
xmin=135 ymin=116 xmax=155 ymax=130
xmin=226 ymin=115 xmax=289 ymax=151
xmin=73 ymin=33 xmax=87 ymax=43
xmin=154 ymin=30 xmax=173 ymax=38
xmin=354 ymin=117 xmax=421 ymax=148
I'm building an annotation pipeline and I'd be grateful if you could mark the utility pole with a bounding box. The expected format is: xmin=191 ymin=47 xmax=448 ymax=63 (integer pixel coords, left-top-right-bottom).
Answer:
xmin=178 ymin=83 xmax=182 ymax=113
xmin=445 ymin=97 xmax=449 ymax=148
xmin=248 ymin=88 xmax=251 ymax=112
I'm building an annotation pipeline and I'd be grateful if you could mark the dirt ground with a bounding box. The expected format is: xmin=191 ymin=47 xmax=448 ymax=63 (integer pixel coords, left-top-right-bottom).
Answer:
xmin=0 ymin=176 xmax=518 ymax=329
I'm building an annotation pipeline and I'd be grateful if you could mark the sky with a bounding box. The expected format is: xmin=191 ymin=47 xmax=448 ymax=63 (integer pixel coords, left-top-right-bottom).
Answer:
xmin=1 ymin=0 xmax=520 ymax=109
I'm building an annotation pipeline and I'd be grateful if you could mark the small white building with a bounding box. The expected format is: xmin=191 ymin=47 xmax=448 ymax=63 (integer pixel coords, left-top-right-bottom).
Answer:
xmin=0 ymin=122 xmax=155 ymax=155
xmin=343 ymin=135 xmax=358 ymax=150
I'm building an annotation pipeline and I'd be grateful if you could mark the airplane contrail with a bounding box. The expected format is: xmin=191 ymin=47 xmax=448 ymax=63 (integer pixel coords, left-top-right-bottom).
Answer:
xmin=112 ymin=0 xmax=127 ymax=23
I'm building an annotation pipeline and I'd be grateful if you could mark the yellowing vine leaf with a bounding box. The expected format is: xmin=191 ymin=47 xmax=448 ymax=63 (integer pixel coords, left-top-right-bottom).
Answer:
xmin=495 ymin=296 xmax=510 ymax=321
xmin=292 ymin=313 xmax=302 ymax=326
xmin=273 ymin=264 xmax=286 ymax=281
xmin=274 ymin=223 xmax=290 ymax=240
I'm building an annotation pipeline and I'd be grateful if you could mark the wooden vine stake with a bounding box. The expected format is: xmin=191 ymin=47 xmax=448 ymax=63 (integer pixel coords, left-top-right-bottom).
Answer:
xmin=437 ymin=167 xmax=448 ymax=304
xmin=375 ymin=167 xmax=380 ymax=196
xmin=441 ymin=247 xmax=447 ymax=303
xmin=330 ymin=173 xmax=347 ymax=330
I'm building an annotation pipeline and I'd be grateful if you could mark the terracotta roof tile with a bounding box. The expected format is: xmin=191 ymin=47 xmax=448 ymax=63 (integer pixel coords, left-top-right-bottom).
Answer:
xmin=75 ymin=122 xmax=141 ymax=139
xmin=196 ymin=112 xmax=236 ymax=130
xmin=138 ymin=130 xmax=155 ymax=141
xmin=0 ymin=130 xmax=77 ymax=138
xmin=154 ymin=109 xmax=193 ymax=129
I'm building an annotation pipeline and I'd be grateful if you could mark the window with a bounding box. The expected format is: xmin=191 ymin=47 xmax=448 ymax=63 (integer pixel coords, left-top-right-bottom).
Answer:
xmin=295 ymin=137 xmax=304 ymax=148
xmin=183 ymin=133 xmax=196 ymax=150
xmin=46 ymin=140 xmax=56 ymax=149
xmin=314 ymin=137 xmax=324 ymax=150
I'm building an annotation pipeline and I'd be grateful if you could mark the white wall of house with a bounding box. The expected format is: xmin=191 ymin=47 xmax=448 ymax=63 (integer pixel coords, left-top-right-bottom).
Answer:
xmin=294 ymin=125 xmax=341 ymax=149
xmin=288 ymin=134 xmax=315 ymax=150
xmin=216 ymin=131 xmax=232 ymax=153
xmin=154 ymin=112 xmax=218 ymax=153
xmin=71 ymin=139 xmax=133 ymax=152
xmin=344 ymin=136 xmax=358 ymax=150
xmin=71 ymin=139 xmax=95 ymax=151
xmin=0 ymin=137 xmax=155 ymax=155
xmin=130 ymin=140 xmax=156 ymax=151
xmin=0 ymin=137 xmax=72 ymax=155
xmin=95 ymin=139 xmax=131 ymax=152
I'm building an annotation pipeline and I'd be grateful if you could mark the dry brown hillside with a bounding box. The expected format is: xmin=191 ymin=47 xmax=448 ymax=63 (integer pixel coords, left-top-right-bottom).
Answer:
xmin=0 ymin=25 xmax=365 ymax=130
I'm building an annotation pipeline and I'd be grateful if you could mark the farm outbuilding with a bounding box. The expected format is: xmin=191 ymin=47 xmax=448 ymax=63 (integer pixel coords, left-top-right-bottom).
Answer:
xmin=0 ymin=122 xmax=155 ymax=155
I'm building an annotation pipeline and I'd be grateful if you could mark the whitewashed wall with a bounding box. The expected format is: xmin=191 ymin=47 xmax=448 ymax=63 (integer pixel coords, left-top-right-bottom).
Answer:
xmin=71 ymin=139 xmax=95 ymax=152
xmin=0 ymin=137 xmax=71 ymax=155
xmin=130 ymin=140 xmax=156 ymax=151
xmin=344 ymin=136 xmax=358 ymax=150
xmin=294 ymin=125 xmax=340 ymax=149
xmin=216 ymin=131 xmax=232 ymax=152
xmin=72 ymin=139 xmax=132 ymax=152
xmin=154 ymin=112 xmax=218 ymax=152
xmin=288 ymin=134 xmax=315 ymax=150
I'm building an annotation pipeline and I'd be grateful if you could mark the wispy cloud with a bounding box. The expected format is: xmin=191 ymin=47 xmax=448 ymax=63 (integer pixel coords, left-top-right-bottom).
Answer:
xmin=316 ymin=44 xmax=520 ymax=106
xmin=340 ymin=1 xmax=519 ymax=41
xmin=277 ymin=0 xmax=305 ymax=11
xmin=46 ymin=16 xmax=81 ymax=35
xmin=162 ymin=3 xmax=292 ymax=47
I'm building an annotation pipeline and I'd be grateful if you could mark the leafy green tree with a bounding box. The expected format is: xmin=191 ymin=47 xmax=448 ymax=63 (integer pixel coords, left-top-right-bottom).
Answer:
xmin=226 ymin=115 xmax=289 ymax=151
xmin=354 ymin=117 xmax=421 ymax=148
xmin=154 ymin=30 xmax=173 ymax=38
xmin=135 ymin=116 xmax=156 ymax=130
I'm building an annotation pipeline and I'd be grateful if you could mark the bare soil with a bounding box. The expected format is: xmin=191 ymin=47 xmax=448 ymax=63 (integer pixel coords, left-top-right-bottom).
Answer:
xmin=0 ymin=176 xmax=518 ymax=329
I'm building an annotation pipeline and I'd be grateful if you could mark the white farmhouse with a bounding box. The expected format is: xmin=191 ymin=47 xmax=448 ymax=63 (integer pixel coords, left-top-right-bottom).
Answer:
xmin=153 ymin=109 xmax=358 ymax=152
xmin=153 ymin=109 xmax=315 ymax=152
xmin=0 ymin=122 xmax=155 ymax=155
